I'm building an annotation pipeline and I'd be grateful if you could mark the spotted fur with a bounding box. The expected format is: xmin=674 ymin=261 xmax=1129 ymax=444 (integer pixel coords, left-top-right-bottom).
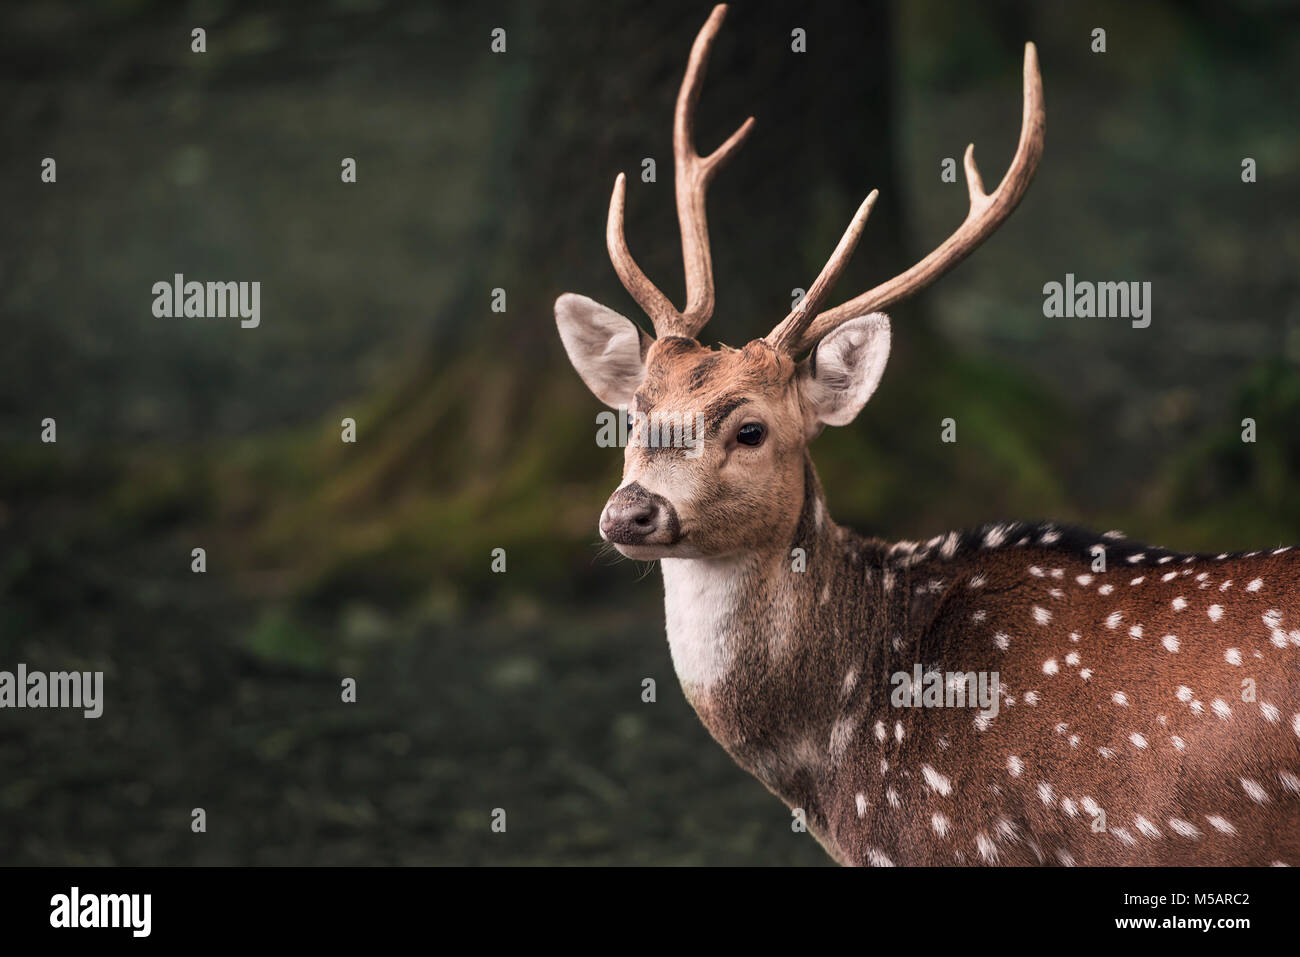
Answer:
xmin=677 ymin=489 xmax=1300 ymax=865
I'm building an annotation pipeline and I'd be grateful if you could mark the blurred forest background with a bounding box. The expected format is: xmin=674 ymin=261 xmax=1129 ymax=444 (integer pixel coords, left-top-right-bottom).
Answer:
xmin=0 ymin=0 xmax=1298 ymax=865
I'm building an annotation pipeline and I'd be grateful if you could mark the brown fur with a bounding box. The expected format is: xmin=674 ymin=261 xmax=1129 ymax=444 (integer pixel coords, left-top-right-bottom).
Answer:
xmin=607 ymin=342 xmax=1300 ymax=866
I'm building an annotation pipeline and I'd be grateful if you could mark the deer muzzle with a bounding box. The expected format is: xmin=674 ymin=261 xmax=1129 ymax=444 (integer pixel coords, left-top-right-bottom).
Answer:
xmin=600 ymin=482 xmax=681 ymax=549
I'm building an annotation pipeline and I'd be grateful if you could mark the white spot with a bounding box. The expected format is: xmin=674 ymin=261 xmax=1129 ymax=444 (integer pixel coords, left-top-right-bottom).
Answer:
xmin=1293 ymin=714 xmax=1300 ymax=739
xmin=1246 ymin=578 xmax=1263 ymax=592
xmin=1130 ymin=576 xmax=1145 ymax=585
xmin=1219 ymin=579 xmax=1232 ymax=591
xmin=1065 ymin=652 xmax=1080 ymax=666
xmin=1206 ymin=815 xmax=1237 ymax=835
xmin=1056 ymin=849 xmax=1076 ymax=867
xmin=1069 ymin=734 xmax=1080 ymax=747
xmin=1081 ymin=797 xmax=1102 ymax=816
xmin=931 ymin=813 xmax=950 ymax=837
xmin=1032 ymin=605 xmax=1051 ymax=625
xmin=1079 ymin=669 xmax=1092 ymax=681
xmin=1280 ymin=772 xmax=1300 ymax=794
xmin=866 ymin=848 xmax=895 ymax=867
xmin=894 ymin=721 xmax=904 ymax=743
xmin=1007 ymin=755 xmax=1023 ymax=777
xmin=1024 ymin=690 xmax=1040 ymax=705
xmin=1224 ymin=648 xmax=1242 ymax=666
xmin=1161 ymin=571 xmax=1178 ymax=582
xmin=1176 ymin=686 xmax=1194 ymax=702
xmin=1050 ymin=568 xmax=1064 ymax=579
xmin=1171 ymin=735 xmax=1186 ymax=751
xmin=1212 ymin=699 xmax=1232 ymax=720
xmin=968 ymin=573 xmax=987 ymax=589
xmin=1112 ymin=691 xmax=1129 ymax=706
xmin=829 ymin=718 xmax=856 ymax=760
xmin=1040 ymin=529 xmax=1062 ymax=545
xmin=940 ymin=532 xmax=960 ymax=559
xmin=1134 ymin=816 xmax=1161 ymax=839
xmin=1127 ymin=553 xmax=1146 ymax=563
xmin=1261 ymin=702 xmax=1280 ymax=722
xmin=1098 ymin=584 xmax=1115 ymax=595
xmin=842 ymin=668 xmax=858 ymax=695
xmin=921 ymin=765 xmax=952 ymax=797
xmin=1037 ymin=781 xmax=1055 ymax=804
xmin=1190 ymin=700 xmax=1204 ymax=714
xmin=1076 ymin=574 xmax=1094 ymax=586
xmin=1069 ymin=632 xmax=1080 ymax=642
xmin=1060 ymin=797 xmax=1078 ymax=817
xmin=886 ymin=787 xmax=901 ymax=808
xmin=1028 ymin=565 xmax=1044 ymax=577
xmin=983 ymin=524 xmax=1012 ymax=548
xmin=1241 ymin=778 xmax=1269 ymax=803
xmin=975 ymin=832 xmax=998 ymax=863
xmin=1105 ymin=611 xmax=1123 ymax=629
xmin=1263 ymin=609 xmax=1284 ymax=629
xmin=1129 ymin=732 xmax=1148 ymax=749
xmin=1098 ymin=746 xmax=1116 ymax=759
xmin=1043 ymin=658 xmax=1059 ymax=675
xmin=1162 ymin=635 xmax=1180 ymax=652
xmin=1129 ymin=624 xmax=1143 ymax=639
xmin=1111 ymin=827 xmax=1137 ymax=847
xmin=874 ymin=721 xmax=887 ymax=743
xmin=971 ymin=610 xmax=987 ymax=623
xmin=1169 ymin=818 xmax=1201 ymax=839
xmin=993 ymin=632 xmax=1010 ymax=651
xmin=1171 ymin=597 xmax=1188 ymax=611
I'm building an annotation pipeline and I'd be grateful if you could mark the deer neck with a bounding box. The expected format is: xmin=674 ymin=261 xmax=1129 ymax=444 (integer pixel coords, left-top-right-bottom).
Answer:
xmin=659 ymin=455 xmax=891 ymax=827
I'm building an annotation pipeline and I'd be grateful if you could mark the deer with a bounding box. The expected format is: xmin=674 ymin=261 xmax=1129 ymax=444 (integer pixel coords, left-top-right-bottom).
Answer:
xmin=554 ymin=4 xmax=1300 ymax=866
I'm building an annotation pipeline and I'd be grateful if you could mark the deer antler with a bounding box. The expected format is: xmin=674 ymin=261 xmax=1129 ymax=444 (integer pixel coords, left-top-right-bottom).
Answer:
xmin=767 ymin=42 xmax=1045 ymax=356
xmin=606 ymin=3 xmax=755 ymax=339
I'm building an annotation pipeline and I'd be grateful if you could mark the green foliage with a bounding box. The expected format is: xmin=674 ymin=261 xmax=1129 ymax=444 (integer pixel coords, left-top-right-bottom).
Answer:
xmin=1154 ymin=360 xmax=1300 ymax=548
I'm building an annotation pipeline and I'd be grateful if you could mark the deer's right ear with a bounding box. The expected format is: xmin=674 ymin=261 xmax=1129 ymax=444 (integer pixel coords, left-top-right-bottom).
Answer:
xmin=555 ymin=293 xmax=653 ymax=408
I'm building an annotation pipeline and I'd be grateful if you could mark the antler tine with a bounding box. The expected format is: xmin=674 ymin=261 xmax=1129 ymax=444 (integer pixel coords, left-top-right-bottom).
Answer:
xmin=781 ymin=42 xmax=1045 ymax=356
xmin=604 ymin=3 xmax=754 ymax=340
xmin=607 ymin=173 xmax=680 ymax=334
xmin=765 ymin=190 xmax=879 ymax=354
xmin=674 ymin=4 xmax=756 ymax=337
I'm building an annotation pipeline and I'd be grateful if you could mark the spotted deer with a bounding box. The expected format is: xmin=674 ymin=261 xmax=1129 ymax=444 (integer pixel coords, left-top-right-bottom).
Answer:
xmin=554 ymin=4 xmax=1300 ymax=866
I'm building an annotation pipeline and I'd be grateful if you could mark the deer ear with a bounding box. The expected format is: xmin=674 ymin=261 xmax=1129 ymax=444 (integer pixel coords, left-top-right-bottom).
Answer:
xmin=798 ymin=313 xmax=891 ymax=435
xmin=555 ymin=293 xmax=653 ymax=409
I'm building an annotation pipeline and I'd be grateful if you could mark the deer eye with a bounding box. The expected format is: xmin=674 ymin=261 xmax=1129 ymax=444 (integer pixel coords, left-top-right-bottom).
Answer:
xmin=736 ymin=422 xmax=766 ymax=447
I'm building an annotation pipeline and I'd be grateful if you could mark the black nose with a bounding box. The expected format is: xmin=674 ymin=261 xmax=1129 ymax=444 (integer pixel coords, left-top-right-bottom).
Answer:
xmin=600 ymin=483 xmax=679 ymax=546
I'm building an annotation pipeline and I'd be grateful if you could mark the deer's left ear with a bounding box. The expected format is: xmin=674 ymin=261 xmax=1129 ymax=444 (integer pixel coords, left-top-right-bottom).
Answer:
xmin=797 ymin=313 xmax=891 ymax=436
xmin=555 ymin=293 xmax=653 ymax=408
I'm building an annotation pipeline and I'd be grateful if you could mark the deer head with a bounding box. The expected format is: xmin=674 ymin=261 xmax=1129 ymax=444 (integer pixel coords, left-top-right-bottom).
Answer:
xmin=556 ymin=3 xmax=1044 ymax=562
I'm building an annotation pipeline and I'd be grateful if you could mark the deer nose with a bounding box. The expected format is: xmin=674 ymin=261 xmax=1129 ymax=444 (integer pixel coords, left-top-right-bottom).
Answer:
xmin=600 ymin=483 xmax=679 ymax=546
